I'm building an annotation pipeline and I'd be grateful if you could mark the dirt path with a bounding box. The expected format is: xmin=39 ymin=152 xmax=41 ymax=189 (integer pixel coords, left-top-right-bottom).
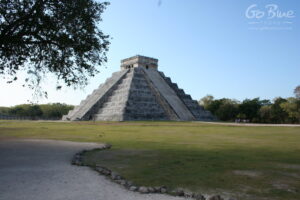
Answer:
xmin=0 ymin=139 xmax=188 ymax=200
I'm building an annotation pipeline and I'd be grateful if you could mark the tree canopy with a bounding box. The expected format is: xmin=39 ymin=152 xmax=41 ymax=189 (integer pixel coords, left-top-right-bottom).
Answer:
xmin=0 ymin=103 xmax=73 ymax=119
xmin=0 ymin=0 xmax=110 ymax=90
xmin=295 ymin=85 xmax=300 ymax=99
xmin=199 ymin=95 xmax=300 ymax=124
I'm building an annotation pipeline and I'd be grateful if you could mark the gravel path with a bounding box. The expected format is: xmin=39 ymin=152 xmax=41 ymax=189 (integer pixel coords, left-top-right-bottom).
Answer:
xmin=0 ymin=139 xmax=188 ymax=200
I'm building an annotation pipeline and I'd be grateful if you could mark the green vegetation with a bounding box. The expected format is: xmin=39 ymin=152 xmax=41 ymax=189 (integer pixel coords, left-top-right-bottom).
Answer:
xmin=0 ymin=0 xmax=109 ymax=90
xmin=199 ymin=95 xmax=300 ymax=124
xmin=3 ymin=89 xmax=299 ymax=123
xmin=294 ymin=85 xmax=300 ymax=99
xmin=0 ymin=103 xmax=74 ymax=119
xmin=0 ymin=121 xmax=299 ymax=200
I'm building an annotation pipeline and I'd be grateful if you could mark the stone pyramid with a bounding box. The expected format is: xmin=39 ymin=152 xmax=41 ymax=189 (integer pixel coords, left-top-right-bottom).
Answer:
xmin=62 ymin=56 xmax=215 ymax=121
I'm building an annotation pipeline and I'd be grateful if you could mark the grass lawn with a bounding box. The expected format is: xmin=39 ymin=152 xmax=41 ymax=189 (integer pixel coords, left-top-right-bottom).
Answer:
xmin=0 ymin=120 xmax=299 ymax=200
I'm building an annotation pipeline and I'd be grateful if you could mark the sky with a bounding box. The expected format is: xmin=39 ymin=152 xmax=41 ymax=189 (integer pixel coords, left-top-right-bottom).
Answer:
xmin=1 ymin=0 xmax=299 ymax=106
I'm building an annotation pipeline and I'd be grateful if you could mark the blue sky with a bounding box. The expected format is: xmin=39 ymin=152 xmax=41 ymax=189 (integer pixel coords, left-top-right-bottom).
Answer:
xmin=0 ymin=0 xmax=299 ymax=106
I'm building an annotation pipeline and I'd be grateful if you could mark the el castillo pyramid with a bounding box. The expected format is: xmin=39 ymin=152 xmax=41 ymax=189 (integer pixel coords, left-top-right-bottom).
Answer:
xmin=62 ymin=55 xmax=215 ymax=121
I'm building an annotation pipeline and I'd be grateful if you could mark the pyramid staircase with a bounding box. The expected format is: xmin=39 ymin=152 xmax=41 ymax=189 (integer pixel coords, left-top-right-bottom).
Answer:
xmin=63 ymin=55 xmax=215 ymax=121
xmin=62 ymin=69 xmax=129 ymax=121
xmin=159 ymin=72 xmax=215 ymax=121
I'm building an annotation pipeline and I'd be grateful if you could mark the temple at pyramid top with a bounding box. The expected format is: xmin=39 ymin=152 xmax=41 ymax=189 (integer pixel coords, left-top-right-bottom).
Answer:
xmin=62 ymin=55 xmax=215 ymax=121
xmin=121 ymin=55 xmax=158 ymax=70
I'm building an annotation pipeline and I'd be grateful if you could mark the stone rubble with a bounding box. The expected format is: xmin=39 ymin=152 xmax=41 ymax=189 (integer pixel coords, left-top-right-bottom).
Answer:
xmin=208 ymin=195 xmax=224 ymax=200
xmin=71 ymin=144 xmax=233 ymax=200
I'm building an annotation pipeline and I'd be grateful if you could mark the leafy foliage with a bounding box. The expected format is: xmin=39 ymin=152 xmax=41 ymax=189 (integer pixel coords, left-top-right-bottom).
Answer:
xmin=258 ymin=105 xmax=272 ymax=123
xmin=39 ymin=103 xmax=74 ymax=118
xmin=270 ymin=98 xmax=288 ymax=123
xmin=294 ymin=85 xmax=300 ymax=99
xmin=0 ymin=0 xmax=110 ymax=90
xmin=280 ymin=98 xmax=300 ymax=123
xmin=199 ymin=95 xmax=300 ymax=124
xmin=238 ymin=98 xmax=262 ymax=121
xmin=0 ymin=103 xmax=73 ymax=119
xmin=0 ymin=106 xmax=9 ymax=115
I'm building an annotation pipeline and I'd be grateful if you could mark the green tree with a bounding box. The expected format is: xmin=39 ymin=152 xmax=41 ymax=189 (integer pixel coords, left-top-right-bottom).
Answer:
xmin=238 ymin=98 xmax=262 ymax=121
xmin=6 ymin=103 xmax=73 ymax=119
xmin=270 ymin=98 xmax=288 ymax=123
xmin=9 ymin=104 xmax=28 ymax=116
xmin=0 ymin=0 xmax=110 ymax=90
xmin=199 ymin=95 xmax=299 ymax=124
xmin=200 ymin=96 xmax=239 ymax=121
xmin=8 ymin=104 xmax=43 ymax=119
xmin=206 ymin=99 xmax=223 ymax=115
xmin=258 ymin=105 xmax=272 ymax=123
xmin=0 ymin=106 xmax=9 ymax=115
xmin=28 ymin=105 xmax=43 ymax=119
xmin=294 ymin=85 xmax=300 ymax=99
xmin=40 ymin=103 xmax=73 ymax=118
xmin=199 ymin=95 xmax=214 ymax=110
xmin=215 ymin=99 xmax=239 ymax=121
xmin=280 ymin=98 xmax=300 ymax=123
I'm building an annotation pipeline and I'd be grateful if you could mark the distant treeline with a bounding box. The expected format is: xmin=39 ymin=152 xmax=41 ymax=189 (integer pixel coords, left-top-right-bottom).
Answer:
xmin=0 ymin=97 xmax=299 ymax=123
xmin=0 ymin=103 xmax=74 ymax=120
xmin=199 ymin=96 xmax=300 ymax=124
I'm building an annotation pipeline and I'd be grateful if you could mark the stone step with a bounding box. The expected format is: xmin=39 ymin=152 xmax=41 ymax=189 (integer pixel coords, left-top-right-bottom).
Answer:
xmin=64 ymin=69 xmax=129 ymax=120
xmin=158 ymin=70 xmax=215 ymax=121
xmin=90 ymin=70 xmax=135 ymax=120
xmin=142 ymin=68 xmax=195 ymax=121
